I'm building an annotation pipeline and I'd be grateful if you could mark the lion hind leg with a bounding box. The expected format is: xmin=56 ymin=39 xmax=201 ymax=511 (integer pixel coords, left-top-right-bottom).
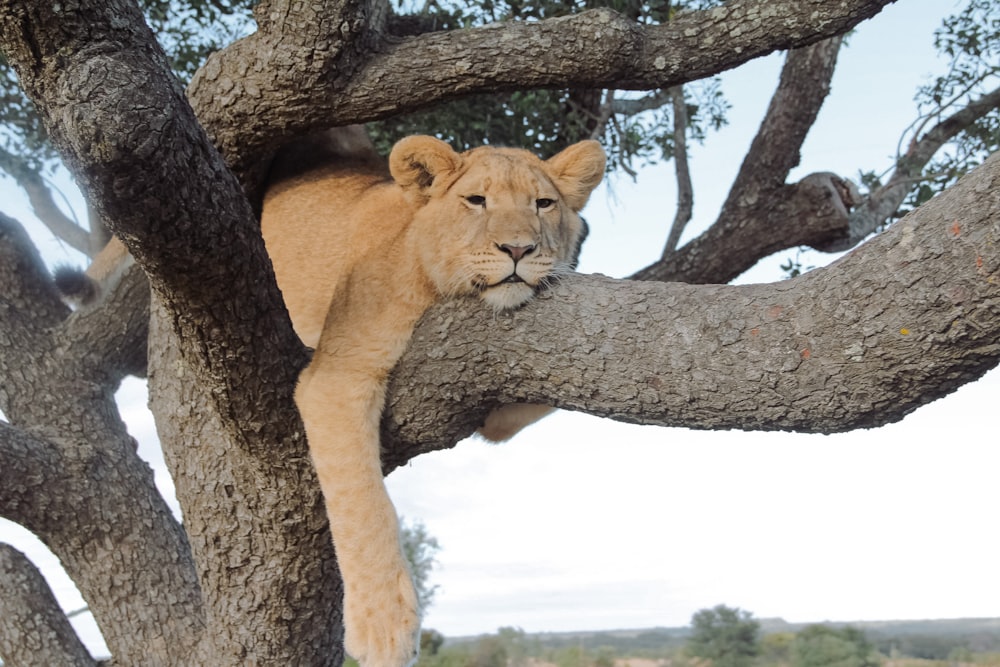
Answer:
xmin=477 ymin=403 xmax=556 ymax=442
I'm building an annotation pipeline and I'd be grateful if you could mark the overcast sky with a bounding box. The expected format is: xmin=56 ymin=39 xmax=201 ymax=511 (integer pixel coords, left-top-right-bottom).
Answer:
xmin=1 ymin=0 xmax=997 ymax=656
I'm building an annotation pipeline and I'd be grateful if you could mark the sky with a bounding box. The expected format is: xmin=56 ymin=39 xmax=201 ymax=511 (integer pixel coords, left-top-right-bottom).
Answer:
xmin=1 ymin=0 xmax=997 ymax=657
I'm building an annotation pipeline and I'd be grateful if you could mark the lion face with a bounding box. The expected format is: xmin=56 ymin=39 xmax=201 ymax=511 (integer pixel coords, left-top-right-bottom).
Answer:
xmin=389 ymin=137 xmax=606 ymax=310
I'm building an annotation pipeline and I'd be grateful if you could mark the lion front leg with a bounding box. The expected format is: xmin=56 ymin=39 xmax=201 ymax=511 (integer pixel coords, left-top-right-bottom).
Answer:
xmin=296 ymin=365 xmax=420 ymax=667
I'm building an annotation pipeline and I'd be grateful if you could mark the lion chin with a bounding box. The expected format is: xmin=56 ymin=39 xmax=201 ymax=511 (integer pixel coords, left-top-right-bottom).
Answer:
xmin=480 ymin=280 xmax=537 ymax=310
xmin=260 ymin=132 xmax=606 ymax=667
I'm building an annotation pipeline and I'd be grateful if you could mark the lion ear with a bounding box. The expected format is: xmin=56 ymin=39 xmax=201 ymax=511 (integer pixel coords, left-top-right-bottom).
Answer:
xmin=545 ymin=140 xmax=606 ymax=211
xmin=389 ymin=136 xmax=461 ymax=193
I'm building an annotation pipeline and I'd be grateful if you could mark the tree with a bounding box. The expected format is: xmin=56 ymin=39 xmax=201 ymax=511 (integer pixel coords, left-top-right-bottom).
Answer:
xmin=400 ymin=518 xmax=442 ymax=619
xmin=791 ymin=625 xmax=880 ymax=667
xmin=0 ymin=0 xmax=999 ymax=665
xmin=687 ymin=605 xmax=760 ymax=667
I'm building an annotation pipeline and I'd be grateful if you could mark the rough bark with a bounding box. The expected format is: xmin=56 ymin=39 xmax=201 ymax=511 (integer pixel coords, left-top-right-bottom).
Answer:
xmin=186 ymin=0 xmax=896 ymax=203
xmin=0 ymin=212 xmax=203 ymax=664
xmin=0 ymin=0 xmax=309 ymax=455
xmin=382 ymin=149 xmax=1000 ymax=470
xmin=635 ymin=36 xmax=846 ymax=284
xmin=0 ymin=544 xmax=97 ymax=667
xmin=146 ymin=293 xmax=342 ymax=665
xmin=4 ymin=0 xmax=1000 ymax=664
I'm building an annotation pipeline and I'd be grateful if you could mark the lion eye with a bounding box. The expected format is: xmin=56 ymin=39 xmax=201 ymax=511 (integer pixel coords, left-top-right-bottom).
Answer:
xmin=465 ymin=195 xmax=486 ymax=207
xmin=536 ymin=198 xmax=556 ymax=210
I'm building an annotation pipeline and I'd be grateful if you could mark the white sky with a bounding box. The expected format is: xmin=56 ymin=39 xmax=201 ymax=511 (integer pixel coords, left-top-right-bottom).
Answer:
xmin=1 ymin=0 xmax=997 ymax=657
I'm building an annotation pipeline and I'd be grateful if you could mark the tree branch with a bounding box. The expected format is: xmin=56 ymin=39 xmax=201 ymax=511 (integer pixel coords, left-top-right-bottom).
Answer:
xmin=0 ymin=544 xmax=97 ymax=667
xmin=380 ymin=148 xmax=1000 ymax=470
xmin=662 ymin=85 xmax=693 ymax=258
xmin=0 ymin=147 xmax=90 ymax=255
xmin=184 ymin=0 xmax=894 ymax=202
xmin=61 ymin=262 xmax=150 ymax=381
xmin=0 ymin=422 xmax=64 ymax=526
xmin=0 ymin=209 xmax=70 ymax=414
xmin=146 ymin=296 xmax=342 ymax=665
xmin=634 ymin=36 xmax=845 ymax=283
xmin=1 ymin=219 xmax=201 ymax=665
xmin=611 ymin=89 xmax=673 ymax=116
xmin=818 ymin=83 xmax=1000 ymax=252
xmin=0 ymin=0 xmax=308 ymax=460
xmin=341 ymin=0 xmax=892 ymax=111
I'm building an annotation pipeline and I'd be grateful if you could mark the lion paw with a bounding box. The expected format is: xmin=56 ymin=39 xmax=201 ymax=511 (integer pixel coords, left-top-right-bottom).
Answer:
xmin=343 ymin=566 xmax=420 ymax=667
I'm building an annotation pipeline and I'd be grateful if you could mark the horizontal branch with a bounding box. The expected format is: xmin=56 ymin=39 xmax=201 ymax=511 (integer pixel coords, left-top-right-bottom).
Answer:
xmin=186 ymin=0 xmax=894 ymax=198
xmin=343 ymin=0 xmax=891 ymax=115
xmin=380 ymin=148 xmax=1000 ymax=470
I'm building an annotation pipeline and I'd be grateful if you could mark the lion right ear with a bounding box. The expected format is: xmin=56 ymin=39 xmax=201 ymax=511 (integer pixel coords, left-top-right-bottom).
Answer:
xmin=389 ymin=136 xmax=461 ymax=193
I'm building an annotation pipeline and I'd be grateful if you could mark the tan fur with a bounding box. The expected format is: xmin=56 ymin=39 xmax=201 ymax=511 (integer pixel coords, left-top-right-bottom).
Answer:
xmin=262 ymin=135 xmax=605 ymax=667
xmin=56 ymin=235 xmax=133 ymax=306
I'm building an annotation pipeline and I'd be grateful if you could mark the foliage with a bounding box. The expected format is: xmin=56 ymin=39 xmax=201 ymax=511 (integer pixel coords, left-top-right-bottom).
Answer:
xmin=411 ymin=618 xmax=1000 ymax=667
xmin=899 ymin=0 xmax=1000 ymax=213
xmin=0 ymin=0 xmax=254 ymax=179
xmin=687 ymin=605 xmax=761 ymax=667
xmin=370 ymin=0 xmax=729 ymax=168
xmin=779 ymin=248 xmax=817 ymax=280
xmin=400 ymin=518 xmax=442 ymax=619
xmin=791 ymin=625 xmax=880 ymax=667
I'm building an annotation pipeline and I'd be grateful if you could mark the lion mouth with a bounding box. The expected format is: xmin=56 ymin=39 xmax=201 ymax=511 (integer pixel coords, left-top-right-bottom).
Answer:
xmin=500 ymin=273 xmax=525 ymax=284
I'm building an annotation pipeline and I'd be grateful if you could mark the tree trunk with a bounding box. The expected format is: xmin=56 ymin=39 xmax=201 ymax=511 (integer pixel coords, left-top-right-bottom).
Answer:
xmin=3 ymin=0 xmax=998 ymax=664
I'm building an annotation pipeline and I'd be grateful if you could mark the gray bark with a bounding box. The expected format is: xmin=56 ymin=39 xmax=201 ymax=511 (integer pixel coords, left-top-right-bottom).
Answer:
xmin=3 ymin=0 xmax=999 ymax=665
xmin=635 ymin=36 xmax=846 ymax=284
xmin=0 ymin=544 xmax=96 ymax=667
xmin=383 ymin=148 xmax=1000 ymax=469
xmin=188 ymin=0 xmax=897 ymax=202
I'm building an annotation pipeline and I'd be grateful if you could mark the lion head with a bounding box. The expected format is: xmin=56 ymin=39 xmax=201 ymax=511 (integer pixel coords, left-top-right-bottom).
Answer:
xmin=389 ymin=136 xmax=606 ymax=310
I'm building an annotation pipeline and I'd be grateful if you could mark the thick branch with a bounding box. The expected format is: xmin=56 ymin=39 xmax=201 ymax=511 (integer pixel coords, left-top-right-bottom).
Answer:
xmin=0 ymin=544 xmax=96 ymax=667
xmin=634 ymin=36 xmax=844 ymax=283
xmin=381 ymin=149 xmax=1000 ymax=470
xmin=0 ymin=422 xmax=64 ymax=525
xmin=185 ymin=0 xmax=894 ymax=200
xmin=187 ymin=0 xmax=390 ymax=195
xmin=345 ymin=1 xmax=890 ymax=111
xmin=61 ymin=262 xmax=150 ymax=380
xmin=0 ymin=212 xmax=69 ymax=344
xmin=147 ymin=297 xmax=341 ymax=665
xmin=0 ymin=0 xmax=307 ymax=460
xmin=2 ymin=216 xmax=200 ymax=666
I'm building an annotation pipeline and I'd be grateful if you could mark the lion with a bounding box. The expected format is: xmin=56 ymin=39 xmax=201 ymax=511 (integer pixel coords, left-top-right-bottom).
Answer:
xmin=263 ymin=131 xmax=604 ymax=667
xmin=64 ymin=128 xmax=606 ymax=667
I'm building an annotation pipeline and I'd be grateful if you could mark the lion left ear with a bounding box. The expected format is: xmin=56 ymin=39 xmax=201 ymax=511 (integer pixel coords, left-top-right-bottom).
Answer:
xmin=545 ymin=140 xmax=606 ymax=211
xmin=389 ymin=135 xmax=461 ymax=194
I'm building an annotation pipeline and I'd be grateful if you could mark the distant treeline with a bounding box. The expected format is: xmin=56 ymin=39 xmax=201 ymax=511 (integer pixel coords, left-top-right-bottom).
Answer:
xmin=426 ymin=613 xmax=1000 ymax=667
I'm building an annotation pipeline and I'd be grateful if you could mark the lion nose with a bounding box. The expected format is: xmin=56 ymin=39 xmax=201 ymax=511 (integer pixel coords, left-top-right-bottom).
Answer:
xmin=498 ymin=243 xmax=536 ymax=262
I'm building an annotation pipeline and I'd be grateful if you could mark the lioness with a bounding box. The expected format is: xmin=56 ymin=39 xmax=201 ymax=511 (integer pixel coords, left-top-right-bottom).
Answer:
xmin=67 ymin=130 xmax=605 ymax=667
xmin=264 ymin=132 xmax=605 ymax=667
